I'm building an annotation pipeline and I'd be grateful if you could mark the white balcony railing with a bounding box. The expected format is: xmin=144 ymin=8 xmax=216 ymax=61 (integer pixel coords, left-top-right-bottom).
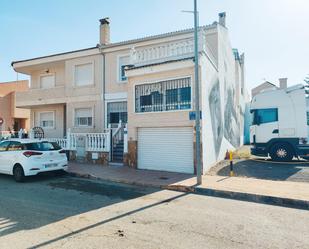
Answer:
xmin=130 ymin=30 xmax=217 ymax=66
xmin=130 ymin=39 xmax=194 ymax=66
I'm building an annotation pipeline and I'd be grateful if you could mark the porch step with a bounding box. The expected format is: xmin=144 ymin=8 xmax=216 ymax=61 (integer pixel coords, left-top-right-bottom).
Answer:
xmin=112 ymin=140 xmax=124 ymax=162
xmin=109 ymin=162 xmax=123 ymax=167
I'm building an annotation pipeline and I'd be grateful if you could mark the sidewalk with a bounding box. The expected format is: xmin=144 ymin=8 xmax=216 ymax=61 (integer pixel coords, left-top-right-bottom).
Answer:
xmin=67 ymin=162 xmax=309 ymax=210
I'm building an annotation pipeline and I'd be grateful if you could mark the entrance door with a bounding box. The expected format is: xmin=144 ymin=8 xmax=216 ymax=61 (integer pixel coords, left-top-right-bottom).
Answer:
xmin=107 ymin=101 xmax=127 ymax=128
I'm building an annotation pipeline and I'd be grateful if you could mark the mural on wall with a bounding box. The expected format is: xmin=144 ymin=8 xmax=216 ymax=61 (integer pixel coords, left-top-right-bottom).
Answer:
xmin=224 ymin=84 xmax=240 ymax=148
xmin=209 ymin=79 xmax=223 ymax=157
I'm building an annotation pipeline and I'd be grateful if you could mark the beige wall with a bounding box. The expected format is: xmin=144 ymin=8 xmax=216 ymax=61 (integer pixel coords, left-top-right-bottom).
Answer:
xmin=0 ymin=80 xmax=30 ymax=131
xmin=0 ymin=80 xmax=29 ymax=95
xmin=65 ymin=55 xmax=103 ymax=98
xmin=30 ymin=62 xmax=65 ymax=89
xmin=105 ymin=49 xmax=130 ymax=94
xmin=0 ymin=94 xmax=13 ymax=130
xmin=127 ymin=66 xmax=195 ymax=141
xmin=32 ymin=104 xmax=65 ymax=138
xmin=15 ymin=54 xmax=105 ymax=135
xmin=67 ymin=100 xmax=103 ymax=133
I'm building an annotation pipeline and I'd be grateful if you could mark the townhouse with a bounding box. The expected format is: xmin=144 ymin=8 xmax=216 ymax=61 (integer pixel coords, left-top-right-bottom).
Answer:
xmin=0 ymin=80 xmax=30 ymax=136
xmin=12 ymin=13 xmax=248 ymax=174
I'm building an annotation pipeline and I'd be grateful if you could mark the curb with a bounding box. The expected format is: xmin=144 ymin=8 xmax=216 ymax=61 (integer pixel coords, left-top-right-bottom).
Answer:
xmin=67 ymin=171 xmax=164 ymax=189
xmin=194 ymin=187 xmax=309 ymax=210
xmin=68 ymin=171 xmax=309 ymax=210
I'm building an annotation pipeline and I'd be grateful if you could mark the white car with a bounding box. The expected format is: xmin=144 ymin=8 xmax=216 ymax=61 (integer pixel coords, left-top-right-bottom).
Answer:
xmin=0 ymin=139 xmax=68 ymax=182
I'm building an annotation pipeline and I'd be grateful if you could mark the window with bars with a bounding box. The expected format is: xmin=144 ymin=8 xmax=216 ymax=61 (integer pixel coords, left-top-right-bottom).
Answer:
xmin=74 ymin=108 xmax=93 ymax=127
xmin=107 ymin=101 xmax=128 ymax=125
xmin=135 ymin=77 xmax=191 ymax=113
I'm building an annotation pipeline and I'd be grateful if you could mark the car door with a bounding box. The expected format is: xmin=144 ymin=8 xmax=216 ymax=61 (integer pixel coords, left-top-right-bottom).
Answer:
xmin=0 ymin=141 xmax=11 ymax=174
xmin=6 ymin=141 xmax=22 ymax=174
xmin=252 ymin=108 xmax=279 ymax=143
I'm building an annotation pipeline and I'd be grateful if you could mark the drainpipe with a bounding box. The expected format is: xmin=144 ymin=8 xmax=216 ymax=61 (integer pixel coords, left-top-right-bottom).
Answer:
xmin=99 ymin=45 xmax=111 ymax=161
xmin=99 ymin=45 xmax=106 ymax=131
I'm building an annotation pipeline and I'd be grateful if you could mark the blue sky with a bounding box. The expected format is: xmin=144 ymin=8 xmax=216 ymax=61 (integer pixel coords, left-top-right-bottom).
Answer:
xmin=0 ymin=0 xmax=308 ymax=90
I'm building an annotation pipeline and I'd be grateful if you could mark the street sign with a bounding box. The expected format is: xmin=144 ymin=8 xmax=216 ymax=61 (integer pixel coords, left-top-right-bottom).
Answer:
xmin=189 ymin=111 xmax=202 ymax=120
xmin=0 ymin=118 xmax=3 ymax=126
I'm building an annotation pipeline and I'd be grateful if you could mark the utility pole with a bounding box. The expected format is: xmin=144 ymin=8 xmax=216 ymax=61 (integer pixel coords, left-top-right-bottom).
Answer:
xmin=182 ymin=0 xmax=202 ymax=185
xmin=193 ymin=0 xmax=202 ymax=185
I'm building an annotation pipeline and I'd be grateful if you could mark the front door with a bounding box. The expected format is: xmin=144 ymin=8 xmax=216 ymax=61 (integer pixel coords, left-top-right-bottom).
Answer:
xmin=107 ymin=101 xmax=127 ymax=128
xmin=252 ymin=108 xmax=279 ymax=143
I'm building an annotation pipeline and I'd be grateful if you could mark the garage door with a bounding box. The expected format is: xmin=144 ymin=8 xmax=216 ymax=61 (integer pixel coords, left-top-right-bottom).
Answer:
xmin=138 ymin=127 xmax=194 ymax=174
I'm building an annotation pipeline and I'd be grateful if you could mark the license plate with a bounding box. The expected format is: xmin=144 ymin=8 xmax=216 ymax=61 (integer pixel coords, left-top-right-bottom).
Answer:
xmin=45 ymin=163 xmax=58 ymax=168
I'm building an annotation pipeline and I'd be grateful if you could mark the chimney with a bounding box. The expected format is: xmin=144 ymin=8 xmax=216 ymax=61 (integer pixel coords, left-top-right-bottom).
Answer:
xmin=99 ymin=17 xmax=110 ymax=45
xmin=279 ymin=78 xmax=287 ymax=89
xmin=219 ymin=12 xmax=226 ymax=27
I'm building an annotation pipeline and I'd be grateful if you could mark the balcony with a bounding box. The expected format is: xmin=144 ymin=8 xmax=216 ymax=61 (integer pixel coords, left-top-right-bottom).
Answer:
xmin=130 ymin=30 xmax=217 ymax=67
xmin=15 ymin=86 xmax=66 ymax=108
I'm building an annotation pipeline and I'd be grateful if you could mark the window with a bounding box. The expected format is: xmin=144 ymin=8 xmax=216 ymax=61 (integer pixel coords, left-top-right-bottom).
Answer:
xmin=166 ymin=87 xmax=191 ymax=110
xmin=118 ymin=55 xmax=130 ymax=82
xmin=135 ymin=77 xmax=191 ymax=113
xmin=0 ymin=141 xmax=10 ymax=151
xmin=253 ymin=108 xmax=278 ymax=125
xmin=8 ymin=142 xmax=22 ymax=151
xmin=307 ymin=112 xmax=309 ymax=126
xmin=40 ymin=74 xmax=55 ymax=89
xmin=24 ymin=142 xmax=61 ymax=151
xmin=74 ymin=63 xmax=93 ymax=86
xmin=75 ymin=108 xmax=93 ymax=127
xmin=39 ymin=112 xmax=54 ymax=129
xmin=107 ymin=102 xmax=127 ymax=126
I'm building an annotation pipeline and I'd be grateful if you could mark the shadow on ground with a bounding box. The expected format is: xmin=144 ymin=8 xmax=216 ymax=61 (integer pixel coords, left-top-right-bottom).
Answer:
xmin=216 ymin=159 xmax=309 ymax=182
xmin=0 ymin=173 xmax=159 ymax=238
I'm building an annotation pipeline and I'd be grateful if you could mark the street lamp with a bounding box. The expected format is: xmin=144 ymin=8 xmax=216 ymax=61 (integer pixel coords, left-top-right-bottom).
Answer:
xmin=182 ymin=0 xmax=202 ymax=185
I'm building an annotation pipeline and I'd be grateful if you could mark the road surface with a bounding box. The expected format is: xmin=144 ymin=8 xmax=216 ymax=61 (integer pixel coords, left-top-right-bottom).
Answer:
xmin=0 ymin=174 xmax=308 ymax=249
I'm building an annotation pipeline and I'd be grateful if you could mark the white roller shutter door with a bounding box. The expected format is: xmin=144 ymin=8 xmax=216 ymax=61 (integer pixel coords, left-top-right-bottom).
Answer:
xmin=138 ymin=127 xmax=194 ymax=174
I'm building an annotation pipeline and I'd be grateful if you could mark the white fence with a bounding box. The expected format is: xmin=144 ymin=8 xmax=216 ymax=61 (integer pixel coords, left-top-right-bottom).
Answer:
xmin=0 ymin=131 xmax=12 ymax=139
xmin=46 ymin=130 xmax=111 ymax=152
xmin=85 ymin=133 xmax=110 ymax=152
xmin=47 ymin=138 xmax=68 ymax=150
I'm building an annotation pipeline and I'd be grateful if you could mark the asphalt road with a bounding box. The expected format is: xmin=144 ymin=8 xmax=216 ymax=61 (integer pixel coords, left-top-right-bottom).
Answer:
xmin=212 ymin=158 xmax=309 ymax=182
xmin=0 ymin=174 xmax=308 ymax=249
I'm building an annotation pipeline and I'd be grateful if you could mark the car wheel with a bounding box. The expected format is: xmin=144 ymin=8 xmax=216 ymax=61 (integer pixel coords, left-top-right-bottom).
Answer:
xmin=13 ymin=165 xmax=25 ymax=182
xmin=270 ymin=143 xmax=293 ymax=162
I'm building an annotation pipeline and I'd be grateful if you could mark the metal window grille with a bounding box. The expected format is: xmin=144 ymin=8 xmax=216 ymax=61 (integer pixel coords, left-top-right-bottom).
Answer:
xmin=135 ymin=77 xmax=191 ymax=113
xmin=107 ymin=101 xmax=128 ymax=125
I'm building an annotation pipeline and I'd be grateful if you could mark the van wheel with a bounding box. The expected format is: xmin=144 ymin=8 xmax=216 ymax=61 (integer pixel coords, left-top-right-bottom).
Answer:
xmin=270 ymin=143 xmax=293 ymax=162
xmin=13 ymin=165 xmax=25 ymax=182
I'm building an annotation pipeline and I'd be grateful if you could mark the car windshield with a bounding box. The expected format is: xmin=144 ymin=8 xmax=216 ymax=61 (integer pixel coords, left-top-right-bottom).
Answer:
xmin=23 ymin=142 xmax=61 ymax=151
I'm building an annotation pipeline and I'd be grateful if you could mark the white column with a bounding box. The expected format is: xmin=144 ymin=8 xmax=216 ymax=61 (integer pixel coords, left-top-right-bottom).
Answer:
xmin=124 ymin=124 xmax=128 ymax=153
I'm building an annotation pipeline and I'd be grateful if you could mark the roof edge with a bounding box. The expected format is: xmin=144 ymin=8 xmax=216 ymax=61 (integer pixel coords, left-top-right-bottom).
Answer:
xmin=11 ymin=46 xmax=99 ymax=67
